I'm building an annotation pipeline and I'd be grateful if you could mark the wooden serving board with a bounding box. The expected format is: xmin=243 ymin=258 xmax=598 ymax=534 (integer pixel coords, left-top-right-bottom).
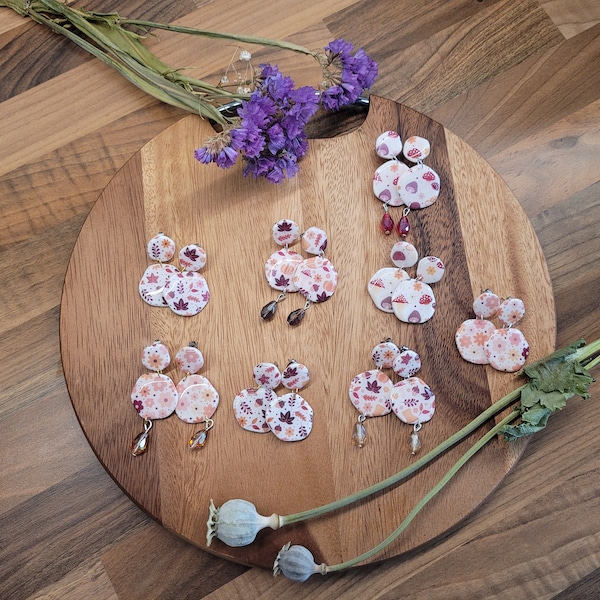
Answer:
xmin=60 ymin=96 xmax=555 ymax=570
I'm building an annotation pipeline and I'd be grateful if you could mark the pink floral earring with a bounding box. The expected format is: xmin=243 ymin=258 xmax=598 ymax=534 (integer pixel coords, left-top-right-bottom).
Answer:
xmin=130 ymin=340 xmax=179 ymax=456
xmin=139 ymin=233 xmax=177 ymax=307
xmin=174 ymin=342 xmax=220 ymax=449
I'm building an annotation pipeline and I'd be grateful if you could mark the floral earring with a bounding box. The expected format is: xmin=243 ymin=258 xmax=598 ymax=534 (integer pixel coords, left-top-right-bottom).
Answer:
xmin=388 ymin=346 xmax=435 ymax=454
xmin=130 ymin=340 xmax=179 ymax=456
xmin=174 ymin=342 xmax=219 ymax=449
xmin=163 ymin=243 xmax=210 ymax=316
xmin=455 ymin=291 xmax=530 ymax=372
xmin=368 ymin=240 xmax=445 ymax=323
xmin=233 ymin=361 xmax=314 ymax=441
xmin=139 ymin=233 xmax=177 ymax=307
xmin=261 ymin=219 xmax=303 ymax=320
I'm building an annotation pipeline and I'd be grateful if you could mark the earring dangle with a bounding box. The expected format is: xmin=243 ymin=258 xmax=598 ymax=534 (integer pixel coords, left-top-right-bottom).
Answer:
xmin=388 ymin=346 xmax=435 ymax=454
xmin=233 ymin=361 xmax=313 ymax=441
xmin=261 ymin=220 xmax=303 ymax=320
xmin=373 ymin=131 xmax=441 ymax=236
xmin=455 ymin=291 xmax=530 ymax=372
xmin=288 ymin=226 xmax=338 ymax=326
xmin=130 ymin=341 xmax=179 ymax=456
xmin=174 ymin=342 xmax=220 ymax=449
xmin=368 ymin=240 xmax=445 ymax=323
xmin=349 ymin=340 xmax=398 ymax=448
xmin=139 ymin=233 xmax=177 ymax=307
xmin=162 ymin=243 xmax=210 ymax=316
xmin=266 ymin=360 xmax=313 ymax=442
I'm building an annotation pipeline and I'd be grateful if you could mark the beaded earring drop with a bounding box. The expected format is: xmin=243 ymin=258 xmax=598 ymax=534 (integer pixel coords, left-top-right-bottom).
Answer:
xmin=373 ymin=131 xmax=441 ymax=236
xmin=174 ymin=342 xmax=220 ymax=449
xmin=261 ymin=219 xmax=338 ymax=326
xmin=130 ymin=341 xmax=179 ymax=456
xmin=349 ymin=340 xmax=435 ymax=453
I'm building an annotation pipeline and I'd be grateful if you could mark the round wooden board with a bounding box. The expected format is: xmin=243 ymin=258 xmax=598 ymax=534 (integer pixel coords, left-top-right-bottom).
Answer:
xmin=60 ymin=96 xmax=555 ymax=570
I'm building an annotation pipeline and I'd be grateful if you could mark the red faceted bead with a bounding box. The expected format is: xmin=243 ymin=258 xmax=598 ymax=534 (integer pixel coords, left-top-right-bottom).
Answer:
xmin=397 ymin=215 xmax=410 ymax=237
xmin=380 ymin=212 xmax=394 ymax=235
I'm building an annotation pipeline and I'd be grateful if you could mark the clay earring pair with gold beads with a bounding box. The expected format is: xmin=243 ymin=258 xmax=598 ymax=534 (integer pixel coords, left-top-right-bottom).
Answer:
xmin=349 ymin=339 xmax=435 ymax=453
xmin=261 ymin=219 xmax=338 ymax=326
xmin=129 ymin=340 xmax=219 ymax=455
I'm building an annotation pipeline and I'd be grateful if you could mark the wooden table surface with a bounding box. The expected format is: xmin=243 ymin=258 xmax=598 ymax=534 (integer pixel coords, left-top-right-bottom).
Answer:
xmin=1 ymin=1 xmax=599 ymax=598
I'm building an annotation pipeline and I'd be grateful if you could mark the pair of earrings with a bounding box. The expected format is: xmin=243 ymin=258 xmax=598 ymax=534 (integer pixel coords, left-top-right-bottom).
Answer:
xmin=455 ymin=290 xmax=530 ymax=372
xmin=373 ymin=131 xmax=441 ymax=236
xmin=138 ymin=233 xmax=210 ymax=316
xmin=233 ymin=360 xmax=313 ymax=442
xmin=368 ymin=240 xmax=445 ymax=324
xmin=349 ymin=340 xmax=435 ymax=454
xmin=261 ymin=219 xmax=338 ymax=326
xmin=130 ymin=341 xmax=219 ymax=455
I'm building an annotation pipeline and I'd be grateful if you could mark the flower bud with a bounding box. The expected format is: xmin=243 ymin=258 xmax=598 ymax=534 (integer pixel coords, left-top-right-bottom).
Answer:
xmin=206 ymin=499 xmax=281 ymax=547
xmin=273 ymin=542 xmax=327 ymax=582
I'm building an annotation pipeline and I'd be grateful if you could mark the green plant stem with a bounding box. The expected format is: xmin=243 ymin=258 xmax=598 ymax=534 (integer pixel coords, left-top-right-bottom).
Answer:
xmin=280 ymin=387 xmax=523 ymax=526
xmin=325 ymin=409 xmax=520 ymax=572
xmin=119 ymin=19 xmax=317 ymax=57
xmin=281 ymin=338 xmax=600 ymax=526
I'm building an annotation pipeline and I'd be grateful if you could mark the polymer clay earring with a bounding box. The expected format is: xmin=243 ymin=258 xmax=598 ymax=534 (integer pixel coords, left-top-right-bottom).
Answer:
xmin=389 ymin=347 xmax=435 ymax=454
xmin=368 ymin=240 xmax=445 ymax=323
xmin=373 ymin=131 xmax=441 ymax=236
xmin=455 ymin=291 xmax=529 ymax=372
xmin=266 ymin=360 xmax=313 ymax=442
xmin=139 ymin=233 xmax=177 ymax=306
xmin=288 ymin=227 xmax=338 ymax=326
xmin=233 ymin=362 xmax=282 ymax=434
xmin=130 ymin=341 xmax=179 ymax=456
xmin=349 ymin=340 xmax=398 ymax=447
xmin=233 ymin=361 xmax=314 ymax=441
xmin=174 ymin=342 xmax=219 ymax=449
xmin=261 ymin=219 xmax=303 ymax=320
xmin=163 ymin=243 xmax=210 ymax=316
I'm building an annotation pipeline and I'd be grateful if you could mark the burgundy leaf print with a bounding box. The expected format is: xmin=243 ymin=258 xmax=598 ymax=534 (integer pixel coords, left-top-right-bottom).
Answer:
xmin=173 ymin=298 xmax=189 ymax=311
xmin=184 ymin=247 xmax=200 ymax=261
xmin=316 ymin=291 xmax=330 ymax=303
xmin=279 ymin=411 xmax=295 ymax=425
xmin=275 ymin=274 xmax=290 ymax=288
xmin=366 ymin=380 xmax=382 ymax=394
xmin=278 ymin=221 xmax=293 ymax=232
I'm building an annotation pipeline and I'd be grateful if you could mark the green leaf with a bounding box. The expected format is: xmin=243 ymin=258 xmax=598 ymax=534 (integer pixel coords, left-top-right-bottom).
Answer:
xmin=537 ymin=390 xmax=568 ymax=412
xmin=520 ymin=405 xmax=551 ymax=427
xmin=502 ymin=422 xmax=548 ymax=441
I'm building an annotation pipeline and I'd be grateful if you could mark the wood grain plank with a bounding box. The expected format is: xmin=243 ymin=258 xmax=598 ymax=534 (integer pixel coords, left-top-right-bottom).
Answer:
xmin=540 ymin=0 xmax=600 ymax=38
xmin=430 ymin=23 xmax=600 ymax=158
xmin=327 ymin=0 xmax=563 ymax=114
xmin=0 ymin=466 xmax=148 ymax=599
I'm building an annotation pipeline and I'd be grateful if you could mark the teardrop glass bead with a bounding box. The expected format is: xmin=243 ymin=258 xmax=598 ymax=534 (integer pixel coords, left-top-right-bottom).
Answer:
xmin=409 ymin=431 xmax=422 ymax=455
xmin=287 ymin=308 xmax=306 ymax=326
xmin=131 ymin=430 xmax=150 ymax=456
xmin=380 ymin=211 xmax=394 ymax=235
xmin=397 ymin=215 xmax=410 ymax=237
xmin=353 ymin=422 xmax=367 ymax=448
xmin=261 ymin=300 xmax=279 ymax=320
xmin=189 ymin=429 xmax=208 ymax=449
